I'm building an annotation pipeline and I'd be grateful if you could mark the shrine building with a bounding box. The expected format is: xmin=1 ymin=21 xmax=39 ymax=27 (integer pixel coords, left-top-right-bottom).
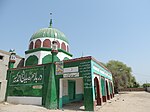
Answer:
xmin=5 ymin=19 xmax=114 ymax=111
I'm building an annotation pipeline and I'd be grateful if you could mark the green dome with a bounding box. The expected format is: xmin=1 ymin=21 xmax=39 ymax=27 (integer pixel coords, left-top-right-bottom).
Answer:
xmin=30 ymin=28 xmax=69 ymax=43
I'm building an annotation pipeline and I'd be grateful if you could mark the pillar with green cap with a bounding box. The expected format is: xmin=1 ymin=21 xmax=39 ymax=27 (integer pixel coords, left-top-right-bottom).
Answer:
xmin=45 ymin=17 xmax=58 ymax=109
xmin=8 ymin=49 xmax=16 ymax=69
xmin=5 ymin=49 xmax=16 ymax=101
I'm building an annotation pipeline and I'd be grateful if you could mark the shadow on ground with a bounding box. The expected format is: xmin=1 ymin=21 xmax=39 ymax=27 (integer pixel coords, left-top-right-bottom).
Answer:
xmin=62 ymin=101 xmax=84 ymax=111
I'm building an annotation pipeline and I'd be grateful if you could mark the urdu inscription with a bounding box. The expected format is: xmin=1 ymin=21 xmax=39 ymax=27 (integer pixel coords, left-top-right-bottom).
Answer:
xmin=9 ymin=66 xmax=44 ymax=85
xmin=79 ymin=61 xmax=92 ymax=89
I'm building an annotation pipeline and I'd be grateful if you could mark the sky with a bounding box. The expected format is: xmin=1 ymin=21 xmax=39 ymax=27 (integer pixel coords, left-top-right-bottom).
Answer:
xmin=0 ymin=0 xmax=150 ymax=84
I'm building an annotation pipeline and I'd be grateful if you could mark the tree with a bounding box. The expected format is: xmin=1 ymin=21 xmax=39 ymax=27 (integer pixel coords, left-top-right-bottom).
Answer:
xmin=143 ymin=83 xmax=150 ymax=88
xmin=106 ymin=60 xmax=138 ymax=93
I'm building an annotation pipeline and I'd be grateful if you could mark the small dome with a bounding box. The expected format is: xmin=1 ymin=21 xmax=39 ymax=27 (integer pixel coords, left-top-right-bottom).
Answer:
xmin=30 ymin=28 xmax=69 ymax=43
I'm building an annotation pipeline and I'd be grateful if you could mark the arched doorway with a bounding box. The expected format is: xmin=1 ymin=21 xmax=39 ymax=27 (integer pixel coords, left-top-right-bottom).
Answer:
xmin=101 ymin=77 xmax=106 ymax=102
xmin=109 ymin=81 xmax=113 ymax=99
xmin=94 ymin=77 xmax=101 ymax=105
xmin=105 ymin=80 xmax=110 ymax=100
xmin=111 ymin=82 xmax=114 ymax=97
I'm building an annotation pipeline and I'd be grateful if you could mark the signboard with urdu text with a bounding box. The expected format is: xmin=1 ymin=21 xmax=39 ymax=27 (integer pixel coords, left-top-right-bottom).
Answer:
xmin=9 ymin=66 xmax=44 ymax=85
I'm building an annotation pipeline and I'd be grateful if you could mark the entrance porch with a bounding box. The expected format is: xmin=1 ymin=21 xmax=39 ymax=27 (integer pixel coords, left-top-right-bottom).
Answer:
xmin=59 ymin=78 xmax=84 ymax=108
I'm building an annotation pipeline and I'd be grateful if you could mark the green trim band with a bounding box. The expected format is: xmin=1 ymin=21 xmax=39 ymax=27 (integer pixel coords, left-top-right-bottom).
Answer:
xmin=58 ymin=49 xmax=73 ymax=57
xmin=25 ymin=48 xmax=73 ymax=57
xmin=61 ymin=94 xmax=83 ymax=105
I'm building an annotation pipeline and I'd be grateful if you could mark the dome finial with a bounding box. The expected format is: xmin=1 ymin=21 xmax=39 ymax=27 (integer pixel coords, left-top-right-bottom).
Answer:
xmin=49 ymin=13 xmax=52 ymax=28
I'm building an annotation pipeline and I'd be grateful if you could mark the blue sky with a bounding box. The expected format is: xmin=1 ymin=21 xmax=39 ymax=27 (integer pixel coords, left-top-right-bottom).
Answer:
xmin=0 ymin=0 xmax=150 ymax=84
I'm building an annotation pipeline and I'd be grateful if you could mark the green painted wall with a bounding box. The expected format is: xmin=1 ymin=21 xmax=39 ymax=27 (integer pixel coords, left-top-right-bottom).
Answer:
xmin=44 ymin=63 xmax=57 ymax=109
xmin=6 ymin=56 xmax=113 ymax=111
xmin=101 ymin=78 xmax=106 ymax=96
xmin=25 ymin=55 xmax=38 ymax=66
xmin=63 ymin=59 xmax=94 ymax=111
xmin=68 ymin=80 xmax=75 ymax=100
xmin=42 ymin=54 xmax=60 ymax=64
xmin=63 ymin=57 xmax=69 ymax=60
xmin=8 ymin=85 xmax=42 ymax=97
xmin=8 ymin=62 xmax=15 ymax=69
xmin=92 ymin=60 xmax=112 ymax=80
xmin=16 ymin=62 xmax=56 ymax=109
xmin=91 ymin=61 xmax=96 ymax=101
xmin=9 ymin=67 xmax=44 ymax=85
xmin=42 ymin=64 xmax=51 ymax=106
xmin=55 ymin=75 xmax=63 ymax=109
xmin=6 ymin=66 xmax=44 ymax=98
xmin=25 ymin=48 xmax=73 ymax=57
xmin=6 ymin=63 xmax=59 ymax=109
xmin=109 ymin=82 xmax=112 ymax=94
xmin=42 ymin=55 xmax=52 ymax=64
xmin=61 ymin=94 xmax=83 ymax=105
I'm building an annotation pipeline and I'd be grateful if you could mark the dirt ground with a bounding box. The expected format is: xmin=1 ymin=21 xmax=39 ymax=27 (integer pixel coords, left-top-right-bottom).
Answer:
xmin=0 ymin=91 xmax=150 ymax=112
xmin=97 ymin=91 xmax=150 ymax=112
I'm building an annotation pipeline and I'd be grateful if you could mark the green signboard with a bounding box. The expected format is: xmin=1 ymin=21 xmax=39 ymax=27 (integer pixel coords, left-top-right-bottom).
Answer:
xmin=79 ymin=61 xmax=92 ymax=88
xmin=9 ymin=66 xmax=44 ymax=86
xmin=78 ymin=60 xmax=94 ymax=111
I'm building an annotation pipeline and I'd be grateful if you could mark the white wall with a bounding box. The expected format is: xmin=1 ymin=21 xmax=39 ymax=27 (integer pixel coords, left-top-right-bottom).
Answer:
xmin=0 ymin=80 xmax=7 ymax=101
xmin=76 ymin=78 xmax=83 ymax=94
xmin=0 ymin=51 xmax=22 ymax=80
xmin=59 ymin=78 xmax=83 ymax=98
xmin=29 ymin=38 xmax=69 ymax=50
xmin=147 ymin=87 xmax=150 ymax=92
xmin=25 ymin=38 xmax=72 ymax=65
xmin=0 ymin=50 xmax=22 ymax=102
xmin=7 ymin=96 xmax=42 ymax=105
xmin=62 ymin=79 xmax=68 ymax=96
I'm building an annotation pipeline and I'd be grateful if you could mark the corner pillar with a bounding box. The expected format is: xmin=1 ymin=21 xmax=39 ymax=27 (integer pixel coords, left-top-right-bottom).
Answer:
xmin=44 ymin=50 xmax=58 ymax=109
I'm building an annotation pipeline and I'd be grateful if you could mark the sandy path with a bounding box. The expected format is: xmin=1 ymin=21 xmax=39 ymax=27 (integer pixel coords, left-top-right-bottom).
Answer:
xmin=0 ymin=103 xmax=60 ymax=112
xmin=0 ymin=92 xmax=149 ymax=112
xmin=97 ymin=91 xmax=150 ymax=112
